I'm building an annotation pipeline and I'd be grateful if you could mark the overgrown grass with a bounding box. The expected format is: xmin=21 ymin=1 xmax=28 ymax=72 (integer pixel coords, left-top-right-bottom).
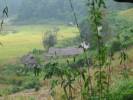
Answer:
xmin=0 ymin=64 xmax=42 ymax=96
xmin=0 ymin=7 xmax=133 ymax=100
xmin=110 ymin=79 xmax=133 ymax=100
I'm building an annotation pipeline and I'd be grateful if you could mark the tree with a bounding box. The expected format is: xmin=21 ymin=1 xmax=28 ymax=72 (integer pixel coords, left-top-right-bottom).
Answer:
xmin=42 ymin=29 xmax=58 ymax=50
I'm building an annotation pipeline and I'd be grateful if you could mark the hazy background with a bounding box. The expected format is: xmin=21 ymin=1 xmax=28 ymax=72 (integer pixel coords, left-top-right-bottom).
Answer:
xmin=0 ymin=0 xmax=132 ymax=25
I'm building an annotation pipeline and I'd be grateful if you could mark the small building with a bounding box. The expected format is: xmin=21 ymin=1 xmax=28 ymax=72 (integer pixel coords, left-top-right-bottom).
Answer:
xmin=21 ymin=53 xmax=41 ymax=76
xmin=21 ymin=53 xmax=37 ymax=69
xmin=45 ymin=47 xmax=84 ymax=57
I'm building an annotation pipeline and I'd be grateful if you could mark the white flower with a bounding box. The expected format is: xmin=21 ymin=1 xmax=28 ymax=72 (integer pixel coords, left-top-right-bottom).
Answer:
xmin=97 ymin=26 xmax=103 ymax=34
xmin=80 ymin=41 xmax=90 ymax=50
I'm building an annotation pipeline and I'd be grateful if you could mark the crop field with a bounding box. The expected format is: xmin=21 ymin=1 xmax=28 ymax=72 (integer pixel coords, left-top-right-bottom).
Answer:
xmin=119 ymin=8 xmax=133 ymax=21
xmin=0 ymin=0 xmax=133 ymax=99
xmin=0 ymin=25 xmax=79 ymax=64
xmin=0 ymin=8 xmax=132 ymax=65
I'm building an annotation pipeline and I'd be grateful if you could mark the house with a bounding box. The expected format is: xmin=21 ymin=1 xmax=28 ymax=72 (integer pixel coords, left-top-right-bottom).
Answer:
xmin=45 ymin=47 xmax=84 ymax=57
xmin=21 ymin=53 xmax=37 ymax=68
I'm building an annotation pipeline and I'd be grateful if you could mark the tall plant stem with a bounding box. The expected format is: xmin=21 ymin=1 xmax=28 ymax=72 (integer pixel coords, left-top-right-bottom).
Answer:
xmin=61 ymin=76 xmax=69 ymax=100
xmin=84 ymin=50 xmax=93 ymax=98
xmin=94 ymin=13 xmax=103 ymax=99
xmin=107 ymin=57 xmax=112 ymax=99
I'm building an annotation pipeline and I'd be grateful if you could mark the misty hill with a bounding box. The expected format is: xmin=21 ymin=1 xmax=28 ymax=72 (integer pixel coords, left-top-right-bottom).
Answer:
xmin=0 ymin=0 xmax=132 ymax=24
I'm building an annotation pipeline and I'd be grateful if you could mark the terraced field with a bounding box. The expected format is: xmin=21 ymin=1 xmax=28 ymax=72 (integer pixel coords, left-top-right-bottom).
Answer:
xmin=0 ymin=25 xmax=79 ymax=64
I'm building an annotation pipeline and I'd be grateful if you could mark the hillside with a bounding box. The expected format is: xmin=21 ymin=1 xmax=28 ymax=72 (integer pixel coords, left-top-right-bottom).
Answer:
xmin=0 ymin=1 xmax=133 ymax=99
xmin=0 ymin=25 xmax=78 ymax=64
xmin=1 ymin=0 xmax=132 ymax=24
xmin=1 ymin=47 xmax=133 ymax=100
xmin=119 ymin=8 xmax=133 ymax=21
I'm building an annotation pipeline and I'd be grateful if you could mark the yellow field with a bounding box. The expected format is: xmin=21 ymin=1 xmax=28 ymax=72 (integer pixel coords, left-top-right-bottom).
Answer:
xmin=119 ymin=8 xmax=133 ymax=21
xmin=0 ymin=25 xmax=79 ymax=64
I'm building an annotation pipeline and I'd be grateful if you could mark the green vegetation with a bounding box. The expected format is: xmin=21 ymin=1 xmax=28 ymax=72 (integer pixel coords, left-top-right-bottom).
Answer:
xmin=0 ymin=0 xmax=133 ymax=100
xmin=119 ymin=8 xmax=133 ymax=21
xmin=0 ymin=64 xmax=41 ymax=95
xmin=0 ymin=25 xmax=79 ymax=64
xmin=110 ymin=79 xmax=133 ymax=99
xmin=42 ymin=29 xmax=58 ymax=50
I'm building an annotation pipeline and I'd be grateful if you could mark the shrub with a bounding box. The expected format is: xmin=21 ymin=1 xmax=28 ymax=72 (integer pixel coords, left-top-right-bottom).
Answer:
xmin=110 ymin=39 xmax=121 ymax=53
xmin=24 ymin=78 xmax=41 ymax=90
xmin=79 ymin=18 xmax=111 ymax=48
xmin=10 ymin=86 xmax=20 ymax=94
xmin=79 ymin=19 xmax=92 ymax=42
xmin=11 ymin=79 xmax=23 ymax=86
xmin=110 ymin=80 xmax=133 ymax=100
xmin=34 ymin=85 xmax=40 ymax=91
xmin=32 ymin=48 xmax=44 ymax=55
xmin=42 ymin=29 xmax=58 ymax=50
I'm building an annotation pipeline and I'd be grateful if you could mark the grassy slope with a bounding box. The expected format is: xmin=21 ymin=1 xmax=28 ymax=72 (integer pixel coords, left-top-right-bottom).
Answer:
xmin=0 ymin=8 xmax=133 ymax=100
xmin=118 ymin=8 xmax=133 ymax=63
xmin=1 ymin=48 xmax=133 ymax=100
xmin=0 ymin=25 xmax=78 ymax=64
xmin=119 ymin=7 xmax=133 ymax=57
xmin=119 ymin=8 xmax=133 ymax=21
xmin=0 ymin=8 xmax=132 ymax=65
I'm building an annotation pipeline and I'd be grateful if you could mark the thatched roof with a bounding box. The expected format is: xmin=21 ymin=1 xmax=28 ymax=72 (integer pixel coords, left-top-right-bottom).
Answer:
xmin=45 ymin=47 xmax=84 ymax=57
xmin=21 ymin=53 xmax=37 ymax=68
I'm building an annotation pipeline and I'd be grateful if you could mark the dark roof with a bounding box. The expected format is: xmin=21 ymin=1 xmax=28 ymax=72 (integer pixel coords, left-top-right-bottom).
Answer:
xmin=21 ymin=53 xmax=37 ymax=68
xmin=45 ymin=47 xmax=84 ymax=57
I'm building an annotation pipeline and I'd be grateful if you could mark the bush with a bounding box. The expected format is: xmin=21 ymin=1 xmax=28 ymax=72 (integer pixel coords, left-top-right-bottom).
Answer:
xmin=32 ymin=48 xmax=44 ymax=55
xmin=79 ymin=18 xmax=111 ymax=48
xmin=11 ymin=79 xmax=23 ymax=86
xmin=79 ymin=19 xmax=93 ymax=43
xmin=110 ymin=79 xmax=133 ymax=100
xmin=110 ymin=33 xmax=133 ymax=53
xmin=10 ymin=86 xmax=20 ymax=93
xmin=42 ymin=29 xmax=58 ymax=50
xmin=110 ymin=39 xmax=121 ymax=53
xmin=24 ymin=78 xmax=41 ymax=90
